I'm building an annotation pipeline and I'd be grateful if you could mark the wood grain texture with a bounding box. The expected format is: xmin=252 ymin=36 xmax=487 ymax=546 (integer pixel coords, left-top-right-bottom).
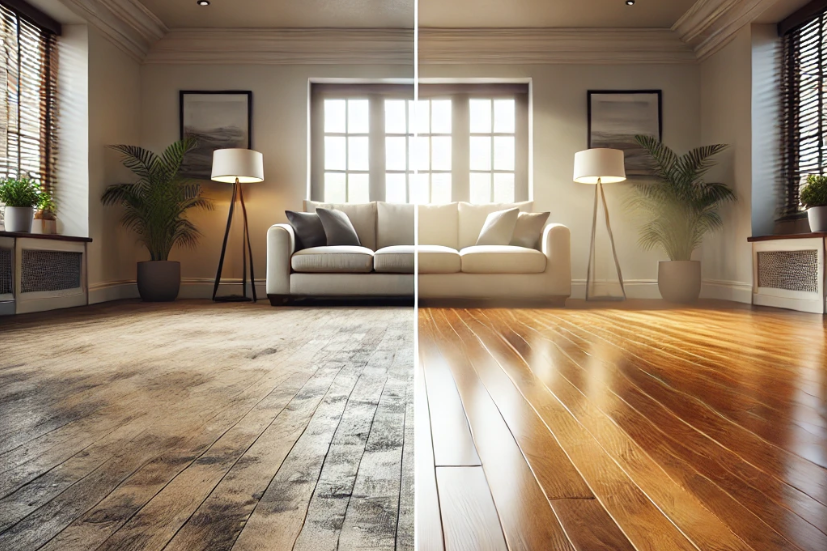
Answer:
xmin=0 ymin=301 xmax=413 ymax=551
xmin=436 ymin=467 xmax=507 ymax=551
xmin=419 ymin=304 xmax=827 ymax=551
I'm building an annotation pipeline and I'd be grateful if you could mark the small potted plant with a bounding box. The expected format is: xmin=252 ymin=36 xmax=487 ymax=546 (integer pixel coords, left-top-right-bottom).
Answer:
xmin=631 ymin=135 xmax=736 ymax=303
xmin=801 ymin=175 xmax=827 ymax=232
xmin=102 ymin=137 xmax=212 ymax=302
xmin=34 ymin=190 xmax=57 ymax=235
xmin=0 ymin=177 xmax=44 ymax=233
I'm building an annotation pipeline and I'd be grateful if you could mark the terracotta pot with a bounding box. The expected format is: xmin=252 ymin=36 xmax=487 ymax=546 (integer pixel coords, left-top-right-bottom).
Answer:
xmin=137 ymin=261 xmax=180 ymax=302
xmin=807 ymin=206 xmax=827 ymax=232
xmin=4 ymin=206 xmax=34 ymax=232
xmin=658 ymin=260 xmax=702 ymax=304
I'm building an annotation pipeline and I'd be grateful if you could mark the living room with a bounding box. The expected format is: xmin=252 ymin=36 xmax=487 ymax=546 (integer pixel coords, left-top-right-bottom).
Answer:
xmin=1 ymin=0 xmax=825 ymax=550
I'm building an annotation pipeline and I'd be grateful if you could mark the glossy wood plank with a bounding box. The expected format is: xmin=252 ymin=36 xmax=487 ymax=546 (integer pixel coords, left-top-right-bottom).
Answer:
xmin=414 ymin=362 xmax=445 ymax=551
xmin=436 ymin=467 xmax=508 ymax=551
xmin=421 ymin=312 xmax=576 ymax=551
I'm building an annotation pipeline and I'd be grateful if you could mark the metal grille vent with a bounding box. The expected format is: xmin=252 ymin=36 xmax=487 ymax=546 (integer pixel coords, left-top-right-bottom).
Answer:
xmin=757 ymin=250 xmax=819 ymax=293
xmin=0 ymin=248 xmax=11 ymax=295
xmin=21 ymin=250 xmax=82 ymax=293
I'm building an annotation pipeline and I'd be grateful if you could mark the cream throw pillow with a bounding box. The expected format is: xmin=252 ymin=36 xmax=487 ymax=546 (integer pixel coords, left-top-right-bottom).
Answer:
xmin=476 ymin=208 xmax=520 ymax=246
xmin=510 ymin=212 xmax=550 ymax=249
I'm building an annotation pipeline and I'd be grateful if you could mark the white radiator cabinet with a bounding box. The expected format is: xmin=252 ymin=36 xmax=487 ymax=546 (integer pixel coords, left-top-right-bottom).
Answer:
xmin=750 ymin=234 xmax=826 ymax=314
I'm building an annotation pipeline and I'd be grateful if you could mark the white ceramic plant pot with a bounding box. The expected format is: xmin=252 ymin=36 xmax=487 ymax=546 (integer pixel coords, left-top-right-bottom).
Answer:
xmin=658 ymin=260 xmax=702 ymax=304
xmin=807 ymin=206 xmax=827 ymax=232
xmin=4 ymin=206 xmax=34 ymax=233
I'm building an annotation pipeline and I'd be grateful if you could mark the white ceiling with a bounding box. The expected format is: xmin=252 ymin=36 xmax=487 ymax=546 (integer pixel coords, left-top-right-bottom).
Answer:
xmin=140 ymin=0 xmax=414 ymax=29
xmin=138 ymin=0 xmax=699 ymax=29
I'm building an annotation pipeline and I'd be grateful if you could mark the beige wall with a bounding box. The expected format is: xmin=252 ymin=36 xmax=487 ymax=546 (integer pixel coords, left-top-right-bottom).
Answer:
xmin=86 ymin=27 xmax=144 ymax=298
xmin=138 ymin=65 xmax=412 ymax=292
xmin=699 ymin=26 xmax=754 ymax=302
xmin=421 ymin=63 xmax=702 ymax=298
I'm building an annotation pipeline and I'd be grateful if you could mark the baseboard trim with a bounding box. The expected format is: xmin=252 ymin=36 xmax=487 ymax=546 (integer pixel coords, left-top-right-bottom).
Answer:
xmin=89 ymin=278 xmax=267 ymax=304
xmin=700 ymin=279 xmax=753 ymax=304
xmin=570 ymin=279 xmax=660 ymax=300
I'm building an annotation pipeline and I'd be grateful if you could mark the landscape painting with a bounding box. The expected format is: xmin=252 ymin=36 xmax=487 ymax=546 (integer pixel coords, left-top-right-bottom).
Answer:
xmin=180 ymin=91 xmax=252 ymax=179
xmin=588 ymin=91 xmax=662 ymax=177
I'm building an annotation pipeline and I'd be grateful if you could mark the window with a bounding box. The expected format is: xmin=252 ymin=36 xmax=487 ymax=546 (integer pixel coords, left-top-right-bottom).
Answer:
xmin=0 ymin=2 xmax=59 ymax=211
xmin=780 ymin=4 xmax=827 ymax=218
xmin=311 ymin=83 xmax=528 ymax=204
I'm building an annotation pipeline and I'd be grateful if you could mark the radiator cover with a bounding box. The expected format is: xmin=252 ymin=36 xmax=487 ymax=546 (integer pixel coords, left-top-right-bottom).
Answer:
xmin=757 ymin=249 xmax=819 ymax=293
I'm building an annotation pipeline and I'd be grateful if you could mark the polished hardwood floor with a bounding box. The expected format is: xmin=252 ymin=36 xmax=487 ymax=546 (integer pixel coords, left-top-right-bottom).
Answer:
xmin=0 ymin=301 xmax=413 ymax=551
xmin=417 ymin=305 xmax=827 ymax=551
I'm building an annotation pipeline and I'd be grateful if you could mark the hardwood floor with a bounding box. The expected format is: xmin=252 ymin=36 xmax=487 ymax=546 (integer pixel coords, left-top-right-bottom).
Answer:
xmin=0 ymin=301 xmax=413 ymax=551
xmin=418 ymin=305 xmax=827 ymax=551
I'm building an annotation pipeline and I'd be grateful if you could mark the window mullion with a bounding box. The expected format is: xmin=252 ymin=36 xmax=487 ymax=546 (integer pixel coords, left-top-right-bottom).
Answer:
xmin=369 ymin=94 xmax=385 ymax=202
xmin=454 ymin=94 xmax=470 ymax=202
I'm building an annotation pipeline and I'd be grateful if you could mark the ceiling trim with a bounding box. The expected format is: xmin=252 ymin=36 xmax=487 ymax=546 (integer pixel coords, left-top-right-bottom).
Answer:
xmin=673 ymin=0 xmax=778 ymax=60
xmin=418 ymin=28 xmax=696 ymax=64
xmin=144 ymin=27 xmax=695 ymax=66
xmin=60 ymin=0 xmax=168 ymax=61
xmin=144 ymin=28 xmax=414 ymax=65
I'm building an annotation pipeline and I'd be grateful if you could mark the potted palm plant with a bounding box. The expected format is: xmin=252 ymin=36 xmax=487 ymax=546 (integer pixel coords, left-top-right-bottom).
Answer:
xmin=800 ymin=175 xmax=827 ymax=232
xmin=102 ymin=138 xmax=212 ymax=302
xmin=0 ymin=177 xmax=45 ymax=233
xmin=630 ymin=135 xmax=736 ymax=303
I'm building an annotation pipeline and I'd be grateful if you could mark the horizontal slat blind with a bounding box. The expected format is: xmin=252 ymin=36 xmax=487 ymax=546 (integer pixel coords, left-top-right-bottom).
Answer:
xmin=782 ymin=10 xmax=826 ymax=216
xmin=0 ymin=2 xmax=57 ymax=196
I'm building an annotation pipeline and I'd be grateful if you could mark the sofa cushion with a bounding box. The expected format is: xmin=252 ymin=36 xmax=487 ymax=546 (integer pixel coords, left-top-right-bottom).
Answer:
xmin=285 ymin=211 xmax=325 ymax=251
xmin=511 ymin=212 xmax=550 ymax=249
xmin=374 ymin=246 xmax=414 ymax=274
xmin=476 ymin=208 xmax=520 ymax=246
xmin=460 ymin=245 xmax=546 ymax=274
xmin=377 ymin=202 xmax=414 ymax=249
xmin=317 ymin=208 xmax=361 ymax=246
xmin=458 ymin=201 xmax=533 ymax=249
xmin=304 ymin=201 xmax=377 ymax=250
xmin=418 ymin=203 xmax=459 ymax=249
xmin=418 ymin=245 xmax=461 ymax=274
xmin=291 ymin=246 xmax=374 ymax=273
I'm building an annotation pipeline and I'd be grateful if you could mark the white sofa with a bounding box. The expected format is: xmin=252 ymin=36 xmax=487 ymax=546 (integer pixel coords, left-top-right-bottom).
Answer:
xmin=266 ymin=200 xmax=571 ymax=304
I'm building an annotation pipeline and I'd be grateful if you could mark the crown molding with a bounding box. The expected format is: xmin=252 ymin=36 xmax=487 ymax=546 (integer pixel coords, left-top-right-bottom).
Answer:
xmin=144 ymin=28 xmax=414 ymax=65
xmin=60 ymin=0 xmax=168 ymax=61
xmin=673 ymin=0 xmax=778 ymax=60
xmin=418 ymin=28 xmax=696 ymax=64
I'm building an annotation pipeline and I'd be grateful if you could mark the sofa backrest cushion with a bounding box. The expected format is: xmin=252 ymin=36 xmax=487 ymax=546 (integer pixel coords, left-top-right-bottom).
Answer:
xmin=418 ymin=203 xmax=459 ymax=249
xmin=304 ymin=201 xmax=377 ymax=250
xmin=458 ymin=201 xmax=533 ymax=249
xmin=377 ymin=202 xmax=414 ymax=248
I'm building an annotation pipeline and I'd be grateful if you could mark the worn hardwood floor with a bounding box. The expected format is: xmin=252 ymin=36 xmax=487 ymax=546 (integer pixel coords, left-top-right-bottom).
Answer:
xmin=418 ymin=305 xmax=827 ymax=551
xmin=0 ymin=300 xmax=413 ymax=551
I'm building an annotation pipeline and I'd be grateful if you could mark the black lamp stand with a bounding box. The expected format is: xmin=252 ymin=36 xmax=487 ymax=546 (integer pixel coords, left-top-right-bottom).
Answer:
xmin=213 ymin=178 xmax=257 ymax=303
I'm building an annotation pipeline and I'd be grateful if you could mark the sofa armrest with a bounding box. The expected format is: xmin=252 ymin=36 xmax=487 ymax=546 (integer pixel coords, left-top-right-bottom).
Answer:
xmin=266 ymin=224 xmax=296 ymax=295
xmin=542 ymin=223 xmax=571 ymax=297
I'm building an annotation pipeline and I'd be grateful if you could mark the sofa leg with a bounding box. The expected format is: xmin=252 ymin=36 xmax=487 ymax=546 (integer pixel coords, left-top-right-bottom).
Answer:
xmin=268 ymin=294 xmax=290 ymax=306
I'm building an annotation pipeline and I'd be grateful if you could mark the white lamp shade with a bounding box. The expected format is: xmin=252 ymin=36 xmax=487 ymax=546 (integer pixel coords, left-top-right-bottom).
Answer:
xmin=573 ymin=148 xmax=627 ymax=184
xmin=211 ymin=149 xmax=264 ymax=184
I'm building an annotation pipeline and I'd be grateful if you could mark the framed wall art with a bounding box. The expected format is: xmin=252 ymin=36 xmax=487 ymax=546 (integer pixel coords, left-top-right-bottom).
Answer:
xmin=179 ymin=91 xmax=253 ymax=179
xmin=588 ymin=90 xmax=662 ymax=177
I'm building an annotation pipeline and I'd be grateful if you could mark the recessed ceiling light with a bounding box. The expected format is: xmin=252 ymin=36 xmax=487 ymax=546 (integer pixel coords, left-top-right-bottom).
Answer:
xmin=626 ymin=0 xmax=635 ymax=5
xmin=196 ymin=0 xmax=210 ymax=5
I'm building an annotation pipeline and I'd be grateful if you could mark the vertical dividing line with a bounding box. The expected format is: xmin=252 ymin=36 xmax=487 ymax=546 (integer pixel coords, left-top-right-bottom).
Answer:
xmin=413 ymin=0 xmax=420 ymax=543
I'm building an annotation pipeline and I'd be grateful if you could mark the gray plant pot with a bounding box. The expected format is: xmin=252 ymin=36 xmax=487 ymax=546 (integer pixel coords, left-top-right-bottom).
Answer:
xmin=4 ymin=206 xmax=34 ymax=233
xmin=808 ymin=206 xmax=827 ymax=232
xmin=658 ymin=260 xmax=702 ymax=304
xmin=137 ymin=261 xmax=180 ymax=302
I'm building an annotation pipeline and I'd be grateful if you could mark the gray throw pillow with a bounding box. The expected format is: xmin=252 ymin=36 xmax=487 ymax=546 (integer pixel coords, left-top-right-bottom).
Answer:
xmin=511 ymin=212 xmax=550 ymax=249
xmin=285 ymin=211 xmax=326 ymax=251
xmin=317 ymin=208 xmax=361 ymax=246
xmin=476 ymin=208 xmax=520 ymax=246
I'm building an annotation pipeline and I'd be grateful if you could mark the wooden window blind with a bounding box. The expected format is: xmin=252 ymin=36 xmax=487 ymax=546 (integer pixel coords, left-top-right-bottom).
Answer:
xmin=0 ymin=1 xmax=58 ymax=195
xmin=780 ymin=3 xmax=827 ymax=217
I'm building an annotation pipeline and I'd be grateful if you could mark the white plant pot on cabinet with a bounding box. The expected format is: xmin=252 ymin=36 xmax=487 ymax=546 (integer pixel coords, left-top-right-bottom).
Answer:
xmin=3 ymin=206 xmax=34 ymax=233
xmin=807 ymin=206 xmax=827 ymax=232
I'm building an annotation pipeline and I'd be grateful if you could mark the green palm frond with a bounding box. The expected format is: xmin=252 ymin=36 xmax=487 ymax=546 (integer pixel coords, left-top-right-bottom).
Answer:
xmin=102 ymin=139 xmax=213 ymax=261
xmin=628 ymin=136 xmax=735 ymax=261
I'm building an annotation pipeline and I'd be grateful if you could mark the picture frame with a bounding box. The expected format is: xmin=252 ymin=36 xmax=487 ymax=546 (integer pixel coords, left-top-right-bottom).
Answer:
xmin=588 ymin=90 xmax=662 ymax=178
xmin=179 ymin=91 xmax=253 ymax=180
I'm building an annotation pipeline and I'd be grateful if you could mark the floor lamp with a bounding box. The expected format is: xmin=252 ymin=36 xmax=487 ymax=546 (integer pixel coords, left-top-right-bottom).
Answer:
xmin=211 ymin=148 xmax=264 ymax=303
xmin=574 ymin=148 xmax=627 ymax=301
